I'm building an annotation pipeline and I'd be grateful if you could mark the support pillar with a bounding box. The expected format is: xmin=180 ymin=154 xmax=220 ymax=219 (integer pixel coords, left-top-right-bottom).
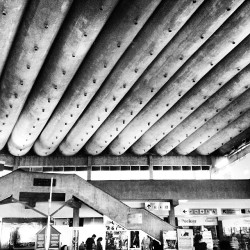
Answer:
xmin=87 ymin=156 xmax=92 ymax=181
xmin=148 ymin=155 xmax=153 ymax=180
xmin=168 ymin=200 xmax=179 ymax=227
xmin=73 ymin=207 xmax=80 ymax=227
xmin=217 ymin=220 xmax=224 ymax=240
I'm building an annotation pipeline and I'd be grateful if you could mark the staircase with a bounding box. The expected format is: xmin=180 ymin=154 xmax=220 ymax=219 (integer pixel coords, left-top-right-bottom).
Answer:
xmin=0 ymin=171 xmax=174 ymax=240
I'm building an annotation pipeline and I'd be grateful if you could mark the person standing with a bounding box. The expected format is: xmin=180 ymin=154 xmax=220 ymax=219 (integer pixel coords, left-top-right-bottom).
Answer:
xmin=86 ymin=234 xmax=96 ymax=250
xmin=79 ymin=241 xmax=85 ymax=250
xmin=96 ymin=237 xmax=103 ymax=250
xmin=230 ymin=234 xmax=239 ymax=250
xmin=141 ymin=236 xmax=152 ymax=250
xmin=194 ymin=234 xmax=207 ymax=250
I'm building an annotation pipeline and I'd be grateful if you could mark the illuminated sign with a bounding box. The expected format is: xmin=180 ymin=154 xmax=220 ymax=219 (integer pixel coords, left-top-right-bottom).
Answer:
xmin=221 ymin=209 xmax=241 ymax=215
xmin=178 ymin=217 xmax=217 ymax=226
xmin=241 ymin=208 xmax=250 ymax=214
xmin=189 ymin=208 xmax=217 ymax=215
xmin=145 ymin=202 xmax=170 ymax=211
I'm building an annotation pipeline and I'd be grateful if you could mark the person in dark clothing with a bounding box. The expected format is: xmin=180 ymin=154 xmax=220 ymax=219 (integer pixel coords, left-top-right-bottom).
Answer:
xmin=86 ymin=234 xmax=96 ymax=250
xmin=194 ymin=234 xmax=207 ymax=250
xmin=219 ymin=240 xmax=233 ymax=250
xmin=96 ymin=237 xmax=103 ymax=250
xmin=79 ymin=241 xmax=85 ymax=250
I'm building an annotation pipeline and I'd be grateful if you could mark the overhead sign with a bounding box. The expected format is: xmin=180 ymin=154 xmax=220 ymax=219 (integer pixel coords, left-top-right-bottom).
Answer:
xmin=178 ymin=217 xmax=217 ymax=226
xmin=241 ymin=208 xmax=250 ymax=214
xmin=221 ymin=209 xmax=241 ymax=215
xmin=145 ymin=202 xmax=170 ymax=211
xmin=189 ymin=208 xmax=217 ymax=215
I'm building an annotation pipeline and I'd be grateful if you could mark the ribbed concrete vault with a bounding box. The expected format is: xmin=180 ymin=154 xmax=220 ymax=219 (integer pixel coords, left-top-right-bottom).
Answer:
xmin=0 ymin=0 xmax=250 ymax=165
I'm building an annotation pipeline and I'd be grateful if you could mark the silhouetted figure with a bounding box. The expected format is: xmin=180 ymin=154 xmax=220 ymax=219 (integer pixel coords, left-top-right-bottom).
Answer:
xmin=194 ymin=234 xmax=207 ymax=250
xmin=97 ymin=237 xmax=103 ymax=250
xmin=219 ymin=240 xmax=233 ymax=250
xmin=86 ymin=234 xmax=96 ymax=250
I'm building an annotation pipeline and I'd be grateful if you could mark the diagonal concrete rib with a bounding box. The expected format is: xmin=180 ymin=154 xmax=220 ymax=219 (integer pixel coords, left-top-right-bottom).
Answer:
xmin=0 ymin=0 xmax=28 ymax=76
xmin=131 ymin=35 xmax=250 ymax=155
xmin=108 ymin=1 xmax=250 ymax=155
xmin=217 ymin=127 xmax=250 ymax=155
xmin=175 ymin=89 xmax=250 ymax=155
xmin=34 ymin=0 xmax=162 ymax=156
xmin=196 ymin=103 xmax=250 ymax=155
xmin=0 ymin=171 xmax=174 ymax=240
xmin=0 ymin=0 xmax=73 ymax=150
xmin=59 ymin=0 xmax=205 ymax=155
xmin=75 ymin=0 xmax=245 ymax=156
xmin=7 ymin=0 xmax=119 ymax=156
xmin=197 ymin=108 xmax=250 ymax=155
xmin=154 ymin=61 xmax=250 ymax=155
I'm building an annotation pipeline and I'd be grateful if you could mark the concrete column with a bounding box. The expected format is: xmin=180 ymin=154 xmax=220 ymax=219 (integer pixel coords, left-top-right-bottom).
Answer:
xmin=148 ymin=155 xmax=153 ymax=180
xmin=168 ymin=200 xmax=179 ymax=227
xmin=217 ymin=220 xmax=224 ymax=240
xmin=73 ymin=207 xmax=80 ymax=227
xmin=87 ymin=156 xmax=92 ymax=181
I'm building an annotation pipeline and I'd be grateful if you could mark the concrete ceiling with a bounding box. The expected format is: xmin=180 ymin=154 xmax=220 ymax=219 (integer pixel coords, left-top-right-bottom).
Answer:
xmin=1 ymin=0 xmax=250 ymax=163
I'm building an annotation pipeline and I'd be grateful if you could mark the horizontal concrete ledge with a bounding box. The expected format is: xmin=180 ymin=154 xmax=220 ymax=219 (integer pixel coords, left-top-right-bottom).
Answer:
xmin=0 ymin=153 xmax=214 ymax=168
xmin=90 ymin=179 xmax=250 ymax=200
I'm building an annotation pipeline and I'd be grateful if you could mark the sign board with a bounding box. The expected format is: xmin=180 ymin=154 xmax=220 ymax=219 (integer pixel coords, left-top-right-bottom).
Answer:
xmin=221 ymin=209 xmax=241 ymax=215
xmin=36 ymin=225 xmax=60 ymax=249
xmin=163 ymin=231 xmax=177 ymax=250
xmin=189 ymin=208 xmax=217 ymax=215
xmin=178 ymin=217 xmax=217 ymax=226
xmin=36 ymin=233 xmax=45 ymax=249
xmin=177 ymin=229 xmax=193 ymax=250
xmin=145 ymin=202 xmax=170 ymax=211
xmin=241 ymin=208 xmax=250 ymax=214
xmin=127 ymin=213 xmax=142 ymax=225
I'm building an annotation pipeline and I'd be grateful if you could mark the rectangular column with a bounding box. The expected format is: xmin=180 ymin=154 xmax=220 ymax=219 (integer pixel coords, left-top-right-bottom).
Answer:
xmin=168 ymin=200 xmax=179 ymax=227
xmin=73 ymin=207 xmax=80 ymax=227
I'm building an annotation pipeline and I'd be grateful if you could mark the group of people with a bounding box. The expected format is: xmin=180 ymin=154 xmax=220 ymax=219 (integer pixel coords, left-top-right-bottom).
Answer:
xmin=61 ymin=234 xmax=103 ymax=250
xmin=194 ymin=233 xmax=242 ymax=250
xmin=79 ymin=234 xmax=103 ymax=250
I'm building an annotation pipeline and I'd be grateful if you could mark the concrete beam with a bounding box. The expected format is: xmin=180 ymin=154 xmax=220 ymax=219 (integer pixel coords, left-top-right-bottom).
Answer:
xmin=227 ymin=143 xmax=250 ymax=165
xmin=0 ymin=0 xmax=28 ymax=76
xmin=176 ymin=89 xmax=250 ymax=155
xmin=90 ymin=180 xmax=250 ymax=200
xmin=34 ymin=0 xmax=162 ymax=156
xmin=65 ymin=0 xmax=205 ymax=155
xmin=83 ymin=0 xmax=244 ymax=156
xmin=217 ymin=127 xmax=250 ymax=155
xmin=108 ymin=0 xmax=249 ymax=155
xmin=154 ymin=43 xmax=250 ymax=155
xmin=0 ymin=0 xmax=73 ymax=150
xmin=132 ymin=34 xmax=250 ymax=155
xmin=196 ymin=107 xmax=250 ymax=155
xmin=7 ymin=0 xmax=119 ymax=156
xmin=0 ymin=153 xmax=213 ymax=168
xmin=12 ymin=197 xmax=47 ymax=217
